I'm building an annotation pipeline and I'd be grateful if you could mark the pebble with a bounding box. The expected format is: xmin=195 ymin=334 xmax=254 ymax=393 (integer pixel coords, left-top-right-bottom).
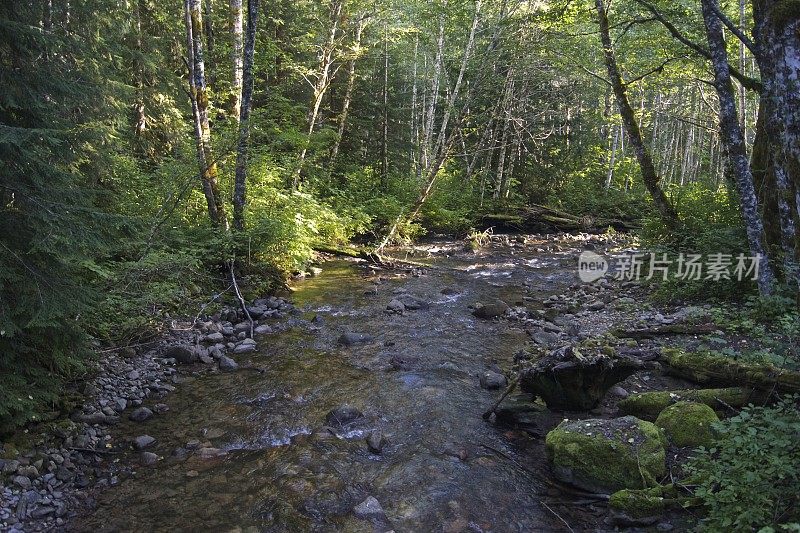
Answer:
xmin=479 ymin=371 xmax=507 ymax=390
xmin=366 ymin=430 xmax=386 ymax=454
xmin=133 ymin=435 xmax=155 ymax=450
xmin=218 ymin=356 xmax=238 ymax=371
xmin=129 ymin=407 xmax=153 ymax=422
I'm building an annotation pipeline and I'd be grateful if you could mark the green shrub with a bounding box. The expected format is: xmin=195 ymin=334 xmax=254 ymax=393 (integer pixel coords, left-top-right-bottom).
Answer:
xmin=687 ymin=396 xmax=800 ymax=532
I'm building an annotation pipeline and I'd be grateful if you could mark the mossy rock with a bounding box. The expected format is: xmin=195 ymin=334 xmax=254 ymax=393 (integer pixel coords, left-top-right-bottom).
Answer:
xmin=545 ymin=416 xmax=667 ymax=493
xmin=616 ymin=387 xmax=766 ymax=421
xmin=655 ymin=401 xmax=719 ymax=447
xmin=608 ymin=486 xmax=665 ymax=525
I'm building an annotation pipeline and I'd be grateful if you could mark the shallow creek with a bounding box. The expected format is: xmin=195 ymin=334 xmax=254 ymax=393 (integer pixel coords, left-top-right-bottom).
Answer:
xmin=74 ymin=241 xmax=587 ymax=532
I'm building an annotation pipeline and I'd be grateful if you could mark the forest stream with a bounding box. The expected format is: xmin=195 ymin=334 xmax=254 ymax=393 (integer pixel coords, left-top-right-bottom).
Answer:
xmin=71 ymin=239 xmax=584 ymax=532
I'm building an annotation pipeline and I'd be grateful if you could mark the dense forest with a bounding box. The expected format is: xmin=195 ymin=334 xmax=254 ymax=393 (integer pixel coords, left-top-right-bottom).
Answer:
xmin=1 ymin=0 xmax=799 ymax=530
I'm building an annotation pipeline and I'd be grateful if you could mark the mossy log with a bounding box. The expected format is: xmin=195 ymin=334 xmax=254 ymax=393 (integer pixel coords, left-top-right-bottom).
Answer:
xmin=520 ymin=346 xmax=644 ymax=410
xmin=661 ymin=348 xmax=800 ymax=392
xmin=616 ymin=387 xmax=771 ymax=421
xmin=479 ymin=204 xmax=636 ymax=234
xmin=611 ymin=323 xmax=717 ymax=339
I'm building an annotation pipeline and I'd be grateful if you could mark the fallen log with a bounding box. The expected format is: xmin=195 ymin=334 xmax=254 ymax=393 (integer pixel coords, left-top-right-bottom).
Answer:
xmin=611 ymin=323 xmax=718 ymax=339
xmin=661 ymin=348 xmax=800 ymax=393
xmin=616 ymin=387 xmax=772 ymax=421
xmin=479 ymin=204 xmax=637 ymax=234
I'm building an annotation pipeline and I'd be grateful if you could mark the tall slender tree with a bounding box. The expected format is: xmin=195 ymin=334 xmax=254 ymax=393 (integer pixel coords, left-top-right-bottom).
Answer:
xmin=700 ymin=0 xmax=775 ymax=295
xmin=232 ymin=0 xmax=260 ymax=230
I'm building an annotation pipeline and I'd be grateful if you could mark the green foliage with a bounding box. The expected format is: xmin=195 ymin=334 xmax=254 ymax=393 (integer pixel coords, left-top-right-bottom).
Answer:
xmin=687 ymin=397 xmax=800 ymax=532
xmin=546 ymin=168 xmax=651 ymax=222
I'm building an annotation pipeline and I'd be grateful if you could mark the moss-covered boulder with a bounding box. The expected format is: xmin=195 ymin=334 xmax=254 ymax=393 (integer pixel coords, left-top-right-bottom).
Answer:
xmin=545 ymin=416 xmax=667 ymax=493
xmin=608 ymin=487 xmax=665 ymax=526
xmin=616 ymin=387 xmax=766 ymax=421
xmin=655 ymin=401 xmax=719 ymax=447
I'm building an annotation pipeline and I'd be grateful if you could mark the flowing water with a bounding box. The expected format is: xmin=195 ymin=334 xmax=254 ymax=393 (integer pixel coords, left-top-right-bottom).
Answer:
xmin=74 ymin=240 xmax=587 ymax=532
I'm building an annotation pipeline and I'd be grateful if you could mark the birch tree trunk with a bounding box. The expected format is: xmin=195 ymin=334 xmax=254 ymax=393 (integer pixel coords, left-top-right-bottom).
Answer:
xmin=421 ymin=3 xmax=446 ymax=172
xmin=230 ymin=0 xmax=243 ymax=121
xmin=381 ymin=22 xmax=389 ymax=187
xmin=203 ymin=0 xmax=215 ymax=87
xmin=595 ymin=0 xmax=679 ymax=229
xmin=232 ymin=0 xmax=259 ymax=231
xmin=185 ymin=0 xmax=227 ymax=228
xmin=293 ymin=0 xmax=343 ymax=190
xmin=701 ymin=0 xmax=775 ymax=295
xmin=329 ymin=14 xmax=365 ymax=169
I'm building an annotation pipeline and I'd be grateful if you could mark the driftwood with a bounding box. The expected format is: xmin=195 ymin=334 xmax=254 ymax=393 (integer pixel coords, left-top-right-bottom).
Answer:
xmin=479 ymin=204 xmax=636 ymax=234
xmin=661 ymin=348 xmax=800 ymax=393
xmin=229 ymin=259 xmax=253 ymax=339
xmin=519 ymin=346 xmax=644 ymax=410
xmin=482 ymin=375 xmax=520 ymax=419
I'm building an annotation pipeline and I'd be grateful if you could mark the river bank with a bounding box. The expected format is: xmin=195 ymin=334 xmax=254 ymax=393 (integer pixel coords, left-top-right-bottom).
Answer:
xmin=0 ymin=232 xmax=791 ymax=531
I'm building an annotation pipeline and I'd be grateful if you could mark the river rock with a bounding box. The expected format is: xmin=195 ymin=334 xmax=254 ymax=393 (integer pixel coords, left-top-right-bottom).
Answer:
xmin=472 ymin=300 xmax=509 ymax=319
xmin=531 ymin=331 xmax=560 ymax=347
xmin=218 ymin=356 xmax=238 ymax=371
xmin=164 ymin=345 xmax=198 ymax=364
xmin=133 ymin=435 xmax=155 ymax=450
xmin=386 ymin=299 xmax=405 ymax=313
xmin=196 ymin=447 xmax=226 ymax=459
xmin=204 ymin=332 xmax=225 ymax=343
xmin=479 ymin=371 xmax=507 ymax=390
xmin=655 ymin=401 xmax=719 ymax=447
xmin=234 ymin=339 xmax=257 ymax=354
xmin=13 ymin=476 xmax=31 ymax=490
xmin=325 ymin=405 xmax=363 ymax=426
xmin=366 ymin=430 xmax=386 ymax=454
xmin=609 ymin=487 xmax=667 ymax=526
xmin=338 ymin=332 xmax=373 ymax=346
xmin=140 ymin=452 xmax=159 ymax=466
xmin=129 ymin=407 xmax=153 ymax=422
xmin=545 ymin=416 xmax=666 ymax=493
xmin=395 ymin=293 xmax=429 ymax=310
xmin=353 ymin=496 xmax=386 ymax=520
xmin=254 ymin=324 xmax=272 ymax=335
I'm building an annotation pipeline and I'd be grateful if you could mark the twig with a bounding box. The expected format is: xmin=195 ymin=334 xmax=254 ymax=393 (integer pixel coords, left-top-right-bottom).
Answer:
xmin=68 ymin=447 xmax=120 ymax=455
xmin=229 ymin=259 xmax=253 ymax=338
xmin=482 ymin=375 xmax=520 ymax=419
xmin=542 ymin=502 xmax=576 ymax=533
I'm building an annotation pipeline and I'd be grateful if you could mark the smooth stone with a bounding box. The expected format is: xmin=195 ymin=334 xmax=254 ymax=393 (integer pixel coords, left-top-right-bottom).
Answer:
xmin=133 ymin=435 xmax=155 ymax=450
xmin=218 ymin=356 xmax=238 ymax=371
xmin=338 ymin=332 xmax=374 ymax=346
xmin=480 ymin=371 xmax=508 ymax=390
xmin=325 ymin=405 xmax=363 ymax=426
xmin=233 ymin=343 xmax=256 ymax=354
xmin=140 ymin=452 xmax=159 ymax=466
xmin=353 ymin=496 xmax=385 ymax=519
xmin=386 ymin=299 xmax=405 ymax=313
xmin=164 ymin=345 xmax=198 ymax=364
xmin=129 ymin=407 xmax=153 ymax=422
xmin=366 ymin=430 xmax=386 ymax=454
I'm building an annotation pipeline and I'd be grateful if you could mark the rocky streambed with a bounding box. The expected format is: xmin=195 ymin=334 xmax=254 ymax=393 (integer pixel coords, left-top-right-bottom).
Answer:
xmin=2 ymin=233 xmax=793 ymax=532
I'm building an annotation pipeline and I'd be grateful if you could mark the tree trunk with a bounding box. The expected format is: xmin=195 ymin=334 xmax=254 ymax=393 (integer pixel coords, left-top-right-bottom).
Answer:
xmin=753 ymin=0 xmax=800 ymax=288
xmin=293 ymin=0 xmax=343 ymax=190
xmin=421 ymin=3 xmax=446 ymax=173
xmin=329 ymin=13 xmax=365 ymax=169
xmin=595 ymin=0 xmax=680 ymax=229
xmin=701 ymin=0 xmax=775 ymax=295
xmin=203 ymin=0 xmax=215 ymax=86
xmin=230 ymin=0 xmax=243 ymax=121
xmin=185 ymin=0 xmax=227 ymax=228
xmin=381 ymin=22 xmax=389 ymax=187
xmin=232 ymin=0 xmax=259 ymax=231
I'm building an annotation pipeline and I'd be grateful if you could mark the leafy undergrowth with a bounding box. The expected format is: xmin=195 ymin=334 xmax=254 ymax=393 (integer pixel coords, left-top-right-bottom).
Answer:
xmin=687 ymin=396 xmax=800 ymax=532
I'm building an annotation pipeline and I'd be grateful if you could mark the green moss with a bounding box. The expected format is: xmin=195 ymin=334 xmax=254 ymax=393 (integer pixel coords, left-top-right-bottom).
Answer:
xmin=662 ymin=348 xmax=800 ymax=391
xmin=617 ymin=387 xmax=766 ymax=421
xmin=609 ymin=487 xmax=665 ymax=520
xmin=545 ymin=416 xmax=667 ymax=493
xmin=655 ymin=401 xmax=719 ymax=447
